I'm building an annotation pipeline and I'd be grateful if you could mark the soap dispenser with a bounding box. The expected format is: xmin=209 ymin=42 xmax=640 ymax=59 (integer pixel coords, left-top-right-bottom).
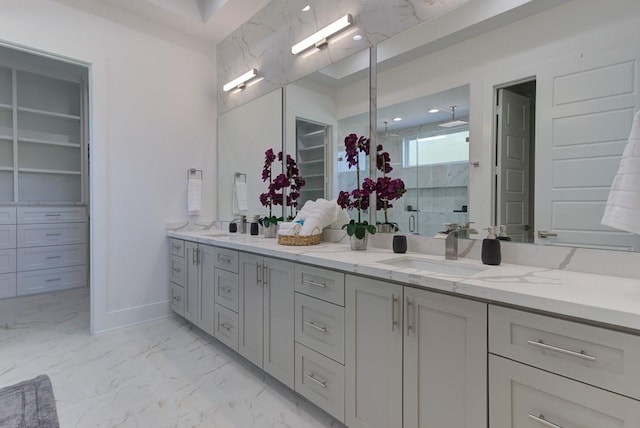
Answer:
xmin=497 ymin=225 xmax=512 ymax=241
xmin=482 ymin=226 xmax=501 ymax=266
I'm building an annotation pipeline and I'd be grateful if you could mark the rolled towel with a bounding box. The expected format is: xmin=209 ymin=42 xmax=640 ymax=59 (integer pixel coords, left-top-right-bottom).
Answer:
xmin=188 ymin=178 xmax=202 ymax=216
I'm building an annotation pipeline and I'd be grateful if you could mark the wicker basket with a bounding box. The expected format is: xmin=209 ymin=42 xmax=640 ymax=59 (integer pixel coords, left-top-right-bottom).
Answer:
xmin=277 ymin=233 xmax=321 ymax=246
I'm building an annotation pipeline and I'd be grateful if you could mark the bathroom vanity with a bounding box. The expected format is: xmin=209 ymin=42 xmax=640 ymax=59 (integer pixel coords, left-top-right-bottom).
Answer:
xmin=167 ymin=231 xmax=640 ymax=428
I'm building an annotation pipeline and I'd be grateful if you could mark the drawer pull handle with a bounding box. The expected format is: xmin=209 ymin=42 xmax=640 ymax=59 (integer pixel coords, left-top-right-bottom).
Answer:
xmin=527 ymin=340 xmax=596 ymax=362
xmin=304 ymin=373 xmax=327 ymax=388
xmin=173 ymin=267 xmax=181 ymax=273
xmin=528 ymin=414 xmax=563 ymax=428
xmin=46 ymin=278 xmax=61 ymax=283
xmin=218 ymin=255 xmax=231 ymax=264
xmin=46 ymin=233 xmax=61 ymax=237
xmin=304 ymin=320 xmax=327 ymax=333
xmin=173 ymin=296 xmax=182 ymax=302
xmin=46 ymin=214 xmax=62 ymax=217
xmin=172 ymin=244 xmax=181 ymax=250
xmin=303 ymin=279 xmax=327 ymax=288
xmin=221 ymin=286 xmax=233 ymax=293
xmin=220 ymin=323 xmax=232 ymax=331
xmin=46 ymin=256 xmax=62 ymax=260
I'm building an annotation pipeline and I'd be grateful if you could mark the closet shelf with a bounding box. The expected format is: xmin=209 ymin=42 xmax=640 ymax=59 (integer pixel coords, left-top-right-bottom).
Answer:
xmin=18 ymin=137 xmax=81 ymax=148
xmin=303 ymin=173 xmax=324 ymax=178
xmin=299 ymin=159 xmax=324 ymax=165
xmin=18 ymin=168 xmax=81 ymax=176
xmin=17 ymin=107 xmax=81 ymax=121
xmin=0 ymin=103 xmax=12 ymax=111
xmin=0 ymin=166 xmax=13 ymax=172
xmin=302 ymin=187 xmax=324 ymax=192
xmin=300 ymin=129 xmax=325 ymax=137
xmin=298 ymin=145 xmax=324 ymax=153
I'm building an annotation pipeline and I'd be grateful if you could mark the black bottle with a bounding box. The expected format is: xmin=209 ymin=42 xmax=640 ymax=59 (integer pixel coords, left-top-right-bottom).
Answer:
xmin=392 ymin=234 xmax=407 ymax=253
xmin=250 ymin=222 xmax=259 ymax=235
xmin=481 ymin=226 xmax=501 ymax=266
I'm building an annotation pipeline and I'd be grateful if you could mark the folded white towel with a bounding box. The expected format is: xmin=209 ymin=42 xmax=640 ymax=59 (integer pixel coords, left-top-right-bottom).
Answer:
xmin=188 ymin=178 xmax=202 ymax=216
xmin=602 ymin=111 xmax=640 ymax=234
xmin=232 ymin=181 xmax=248 ymax=214
xmin=293 ymin=198 xmax=339 ymax=235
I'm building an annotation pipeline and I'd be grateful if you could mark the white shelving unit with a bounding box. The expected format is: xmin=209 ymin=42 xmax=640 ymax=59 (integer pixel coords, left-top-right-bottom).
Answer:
xmin=296 ymin=118 xmax=329 ymax=207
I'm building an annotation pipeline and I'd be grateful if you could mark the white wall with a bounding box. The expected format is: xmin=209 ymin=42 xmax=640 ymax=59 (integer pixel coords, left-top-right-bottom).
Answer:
xmin=0 ymin=0 xmax=217 ymax=333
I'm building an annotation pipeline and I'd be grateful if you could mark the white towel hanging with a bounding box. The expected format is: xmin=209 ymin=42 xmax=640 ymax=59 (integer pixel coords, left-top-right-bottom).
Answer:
xmin=232 ymin=181 xmax=248 ymax=214
xmin=188 ymin=178 xmax=202 ymax=216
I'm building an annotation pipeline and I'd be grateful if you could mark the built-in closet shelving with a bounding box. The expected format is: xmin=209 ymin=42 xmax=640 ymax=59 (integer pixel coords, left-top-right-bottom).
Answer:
xmin=296 ymin=119 xmax=328 ymax=207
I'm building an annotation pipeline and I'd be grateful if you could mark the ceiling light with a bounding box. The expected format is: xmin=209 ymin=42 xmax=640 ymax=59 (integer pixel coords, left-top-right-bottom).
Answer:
xmin=222 ymin=69 xmax=258 ymax=92
xmin=393 ymin=117 xmax=402 ymax=122
xmin=438 ymin=106 xmax=468 ymax=128
xmin=291 ymin=14 xmax=353 ymax=55
xmin=302 ymin=5 xmax=311 ymax=12
xmin=353 ymin=34 xmax=362 ymax=41
xmin=428 ymin=108 xmax=439 ymax=113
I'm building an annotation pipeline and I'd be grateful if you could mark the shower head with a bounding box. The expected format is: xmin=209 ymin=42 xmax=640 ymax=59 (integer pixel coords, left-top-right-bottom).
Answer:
xmin=438 ymin=106 xmax=468 ymax=128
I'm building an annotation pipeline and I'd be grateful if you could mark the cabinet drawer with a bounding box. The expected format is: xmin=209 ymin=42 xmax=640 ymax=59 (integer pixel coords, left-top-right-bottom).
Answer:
xmin=0 ymin=273 xmax=17 ymax=299
xmin=0 ymin=249 xmax=16 ymax=274
xmin=170 ymin=283 xmax=185 ymax=316
xmin=295 ymin=264 xmax=345 ymax=306
xmin=17 ymin=223 xmax=87 ymax=247
xmin=295 ymin=293 xmax=345 ymax=364
xmin=0 ymin=207 xmax=16 ymax=225
xmin=215 ymin=268 xmax=239 ymax=312
xmin=295 ymin=343 xmax=345 ymax=423
xmin=170 ymin=255 xmax=185 ymax=286
xmin=213 ymin=247 xmax=238 ymax=273
xmin=0 ymin=225 xmax=16 ymax=249
xmin=490 ymin=355 xmax=640 ymax=428
xmin=17 ymin=206 xmax=86 ymax=224
xmin=17 ymin=265 xmax=86 ymax=295
xmin=489 ymin=305 xmax=640 ymax=399
xmin=17 ymin=244 xmax=85 ymax=272
xmin=214 ymin=303 xmax=239 ymax=352
xmin=169 ymin=238 xmax=184 ymax=258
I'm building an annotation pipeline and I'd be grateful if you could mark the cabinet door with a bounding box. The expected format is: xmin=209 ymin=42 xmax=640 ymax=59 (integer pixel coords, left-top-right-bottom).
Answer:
xmin=184 ymin=241 xmax=199 ymax=324
xmin=403 ymin=287 xmax=487 ymax=428
xmin=238 ymin=252 xmax=263 ymax=368
xmin=197 ymin=245 xmax=216 ymax=336
xmin=346 ymin=275 xmax=403 ymax=428
xmin=263 ymin=257 xmax=295 ymax=388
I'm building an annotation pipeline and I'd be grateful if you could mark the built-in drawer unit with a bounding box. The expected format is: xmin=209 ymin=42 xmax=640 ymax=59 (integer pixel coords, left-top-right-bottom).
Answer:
xmin=169 ymin=238 xmax=184 ymax=258
xmin=490 ymin=355 xmax=640 ymax=428
xmin=214 ymin=303 xmax=239 ymax=352
xmin=170 ymin=255 xmax=185 ymax=286
xmin=215 ymin=268 xmax=239 ymax=312
xmin=0 ymin=225 xmax=16 ymax=250
xmin=17 ymin=206 xmax=86 ymax=224
xmin=17 ymin=244 xmax=85 ymax=272
xmin=295 ymin=342 xmax=345 ymax=423
xmin=0 ymin=248 xmax=16 ymax=274
xmin=0 ymin=273 xmax=17 ymax=299
xmin=489 ymin=305 xmax=640 ymax=399
xmin=0 ymin=207 xmax=16 ymax=224
xmin=295 ymin=264 xmax=345 ymax=306
xmin=17 ymin=265 xmax=86 ymax=295
xmin=295 ymin=293 xmax=345 ymax=364
xmin=17 ymin=223 xmax=87 ymax=248
xmin=213 ymin=247 xmax=238 ymax=273
xmin=170 ymin=283 xmax=185 ymax=316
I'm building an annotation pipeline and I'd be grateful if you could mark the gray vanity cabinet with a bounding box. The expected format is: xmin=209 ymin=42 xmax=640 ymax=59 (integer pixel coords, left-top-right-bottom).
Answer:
xmin=238 ymin=252 xmax=295 ymax=388
xmin=183 ymin=241 xmax=215 ymax=336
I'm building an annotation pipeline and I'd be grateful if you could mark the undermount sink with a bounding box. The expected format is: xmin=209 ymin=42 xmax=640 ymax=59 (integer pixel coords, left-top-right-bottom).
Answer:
xmin=378 ymin=256 xmax=488 ymax=276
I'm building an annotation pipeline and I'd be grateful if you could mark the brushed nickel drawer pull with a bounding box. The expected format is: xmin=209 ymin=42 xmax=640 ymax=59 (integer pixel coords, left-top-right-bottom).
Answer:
xmin=391 ymin=293 xmax=398 ymax=331
xmin=406 ymin=298 xmax=414 ymax=336
xmin=220 ymin=323 xmax=232 ymax=331
xmin=304 ymin=373 xmax=327 ymax=388
xmin=173 ymin=267 xmax=181 ymax=273
xmin=46 ymin=233 xmax=61 ymax=237
xmin=304 ymin=320 xmax=327 ymax=333
xmin=46 ymin=256 xmax=62 ymax=260
xmin=303 ymin=279 xmax=327 ymax=288
xmin=221 ymin=286 xmax=233 ymax=293
xmin=46 ymin=214 xmax=62 ymax=217
xmin=527 ymin=340 xmax=596 ymax=362
xmin=46 ymin=278 xmax=61 ymax=282
xmin=528 ymin=414 xmax=563 ymax=428
xmin=218 ymin=255 xmax=231 ymax=264
xmin=172 ymin=296 xmax=182 ymax=302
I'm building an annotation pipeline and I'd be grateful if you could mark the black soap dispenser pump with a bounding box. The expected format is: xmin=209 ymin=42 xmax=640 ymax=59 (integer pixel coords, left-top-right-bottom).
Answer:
xmin=482 ymin=226 xmax=501 ymax=266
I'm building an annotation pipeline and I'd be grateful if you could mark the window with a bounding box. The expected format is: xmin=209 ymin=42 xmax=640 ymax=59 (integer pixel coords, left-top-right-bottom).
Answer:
xmin=404 ymin=130 xmax=469 ymax=167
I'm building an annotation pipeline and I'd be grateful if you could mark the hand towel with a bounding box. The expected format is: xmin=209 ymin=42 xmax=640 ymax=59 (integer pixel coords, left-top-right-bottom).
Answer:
xmin=232 ymin=181 xmax=248 ymax=214
xmin=188 ymin=178 xmax=202 ymax=216
xmin=602 ymin=111 xmax=640 ymax=234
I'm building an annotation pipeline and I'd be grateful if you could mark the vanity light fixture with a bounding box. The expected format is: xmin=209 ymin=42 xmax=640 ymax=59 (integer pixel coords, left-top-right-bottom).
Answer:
xmin=222 ymin=68 xmax=258 ymax=92
xmin=291 ymin=14 xmax=353 ymax=55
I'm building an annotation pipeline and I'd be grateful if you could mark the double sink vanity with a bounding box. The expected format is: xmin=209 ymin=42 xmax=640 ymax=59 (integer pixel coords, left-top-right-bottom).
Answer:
xmin=167 ymin=229 xmax=640 ymax=428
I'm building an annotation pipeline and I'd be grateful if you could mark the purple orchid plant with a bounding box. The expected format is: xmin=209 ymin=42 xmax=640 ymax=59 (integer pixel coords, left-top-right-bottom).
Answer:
xmin=259 ymin=148 xmax=305 ymax=227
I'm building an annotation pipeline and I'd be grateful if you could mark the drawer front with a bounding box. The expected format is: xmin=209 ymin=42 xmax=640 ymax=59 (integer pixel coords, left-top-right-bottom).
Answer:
xmin=0 ymin=225 xmax=16 ymax=249
xmin=17 ymin=244 xmax=85 ymax=272
xmin=214 ymin=303 xmax=239 ymax=352
xmin=490 ymin=355 xmax=640 ymax=428
xmin=0 ymin=249 xmax=16 ymax=274
xmin=169 ymin=239 xmax=184 ymax=258
xmin=215 ymin=268 xmax=239 ymax=312
xmin=295 ymin=343 xmax=345 ymax=423
xmin=17 ymin=206 xmax=86 ymax=224
xmin=17 ymin=223 xmax=87 ymax=247
xmin=170 ymin=283 xmax=185 ymax=316
xmin=170 ymin=255 xmax=185 ymax=286
xmin=295 ymin=264 xmax=345 ymax=306
xmin=295 ymin=293 xmax=345 ymax=364
xmin=0 ymin=207 xmax=16 ymax=225
xmin=489 ymin=305 xmax=640 ymax=399
xmin=213 ymin=247 xmax=238 ymax=273
xmin=17 ymin=265 xmax=86 ymax=296
xmin=0 ymin=273 xmax=17 ymax=299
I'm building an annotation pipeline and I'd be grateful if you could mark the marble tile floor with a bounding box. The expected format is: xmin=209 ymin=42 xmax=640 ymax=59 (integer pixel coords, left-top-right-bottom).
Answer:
xmin=0 ymin=288 xmax=343 ymax=427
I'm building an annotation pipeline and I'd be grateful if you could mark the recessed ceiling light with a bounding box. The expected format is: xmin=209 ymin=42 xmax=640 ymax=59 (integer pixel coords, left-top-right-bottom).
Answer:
xmin=428 ymin=108 xmax=439 ymax=113
xmin=353 ymin=34 xmax=362 ymax=41
xmin=302 ymin=5 xmax=311 ymax=12
xmin=393 ymin=117 xmax=402 ymax=122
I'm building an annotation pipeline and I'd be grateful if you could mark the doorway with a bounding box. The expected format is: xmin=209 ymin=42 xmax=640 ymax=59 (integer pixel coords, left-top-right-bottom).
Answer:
xmin=494 ymin=80 xmax=536 ymax=243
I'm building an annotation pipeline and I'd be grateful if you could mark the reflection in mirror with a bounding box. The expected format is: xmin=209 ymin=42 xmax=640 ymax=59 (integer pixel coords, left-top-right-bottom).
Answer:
xmin=375 ymin=85 xmax=470 ymax=236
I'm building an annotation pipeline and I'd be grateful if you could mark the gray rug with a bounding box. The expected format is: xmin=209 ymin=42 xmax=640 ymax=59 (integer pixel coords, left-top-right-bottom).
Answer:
xmin=0 ymin=375 xmax=59 ymax=428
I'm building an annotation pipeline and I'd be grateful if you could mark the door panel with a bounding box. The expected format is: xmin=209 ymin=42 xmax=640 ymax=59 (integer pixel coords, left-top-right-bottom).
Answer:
xmin=198 ymin=245 xmax=216 ymax=336
xmin=184 ymin=241 xmax=199 ymax=324
xmin=238 ymin=252 xmax=263 ymax=368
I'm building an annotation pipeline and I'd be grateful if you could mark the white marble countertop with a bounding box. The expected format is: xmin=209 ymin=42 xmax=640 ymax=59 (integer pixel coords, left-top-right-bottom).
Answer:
xmin=168 ymin=230 xmax=640 ymax=332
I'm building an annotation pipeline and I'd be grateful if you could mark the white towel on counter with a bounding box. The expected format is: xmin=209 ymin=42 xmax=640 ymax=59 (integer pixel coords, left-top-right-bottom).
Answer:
xmin=187 ymin=178 xmax=202 ymax=216
xmin=291 ymin=199 xmax=339 ymax=236
xmin=602 ymin=110 xmax=640 ymax=234
xmin=232 ymin=181 xmax=248 ymax=214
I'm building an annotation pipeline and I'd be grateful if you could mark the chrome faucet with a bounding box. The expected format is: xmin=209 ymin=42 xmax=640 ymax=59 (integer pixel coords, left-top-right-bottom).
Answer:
xmin=458 ymin=222 xmax=478 ymax=240
xmin=445 ymin=223 xmax=459 ymax=260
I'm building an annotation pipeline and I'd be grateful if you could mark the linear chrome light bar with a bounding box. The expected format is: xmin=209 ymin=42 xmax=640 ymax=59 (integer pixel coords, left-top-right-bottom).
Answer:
xmin=291 ymin=14 xmax=353 ymax=55
xmin=223 ymin=68 xmax=258 ymax=92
